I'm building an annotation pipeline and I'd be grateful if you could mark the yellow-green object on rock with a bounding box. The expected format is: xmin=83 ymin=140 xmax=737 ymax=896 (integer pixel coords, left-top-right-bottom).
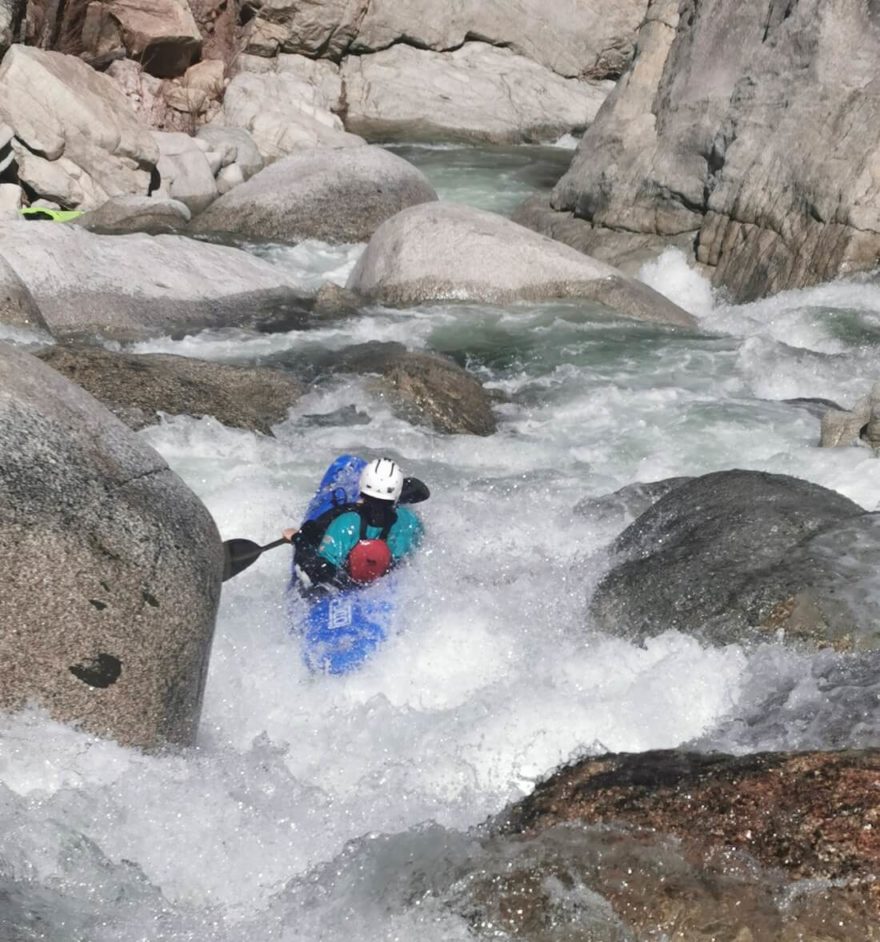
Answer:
xmin=19 ymin=208 xmax=84 ymax=222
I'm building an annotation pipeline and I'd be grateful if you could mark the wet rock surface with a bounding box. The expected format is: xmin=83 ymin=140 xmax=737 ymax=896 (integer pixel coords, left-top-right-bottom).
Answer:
xmin=574 ymin=477 xmax=693 ymax=529
xmin=496 ymin=748 xmax=880 ymax=913
xmin=37 ymin=344 xmax=305 ymax=435
xmin=590 ymin=469 xmax=876 ymax=648
xmin=323 ymin=341 xmax=497 ymax=436
xmin=466 ymin=825 xmax=878 ymax=941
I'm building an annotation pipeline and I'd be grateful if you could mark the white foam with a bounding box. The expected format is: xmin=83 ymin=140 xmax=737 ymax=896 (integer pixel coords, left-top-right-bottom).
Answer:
xmin=638 ymin=247 xmax=716 ymax=318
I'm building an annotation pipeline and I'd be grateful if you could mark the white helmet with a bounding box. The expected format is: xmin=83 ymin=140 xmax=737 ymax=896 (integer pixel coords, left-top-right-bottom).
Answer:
xmin=359 ymin=457 xmax=404 ymax=502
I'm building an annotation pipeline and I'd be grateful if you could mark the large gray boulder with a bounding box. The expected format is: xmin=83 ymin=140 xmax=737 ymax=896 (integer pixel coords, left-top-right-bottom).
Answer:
xmin=590 ymin=469 xmax=879 ymax=649
xmin=0 ymin=343 xmax=222 ymax=749
xmin=341 ymin=43 xmax=609 ymax=145
xmin=347 ymin=202 xmax=697 ymax=328
xmin=36 ymin=345 xmax=305 ymax=435
xmin=0 ymin=223 xmax=308 ymax=342
xmin=0 ymin=46 xmax=158 ymax=210
xmin=189 ymin=145 xmax=438 ymax=244
xmin=550 ymin=0 xmax=880 ymax=301
xmin=151 ymin=131 xmax=218 ymax=215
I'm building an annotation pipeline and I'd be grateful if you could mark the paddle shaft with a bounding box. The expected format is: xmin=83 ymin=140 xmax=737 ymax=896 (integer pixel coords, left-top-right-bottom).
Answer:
xmin=222 ymin=534 xmax=295 ymax=581
xmin=237 ymin=536 xmax=290 ymax=563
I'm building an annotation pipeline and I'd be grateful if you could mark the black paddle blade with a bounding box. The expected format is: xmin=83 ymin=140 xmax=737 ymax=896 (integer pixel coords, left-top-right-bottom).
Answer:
xmin=400 ymin=477 xmax=430 ymax=504
xmin=222 ymin=537 xmax=289 ymax=581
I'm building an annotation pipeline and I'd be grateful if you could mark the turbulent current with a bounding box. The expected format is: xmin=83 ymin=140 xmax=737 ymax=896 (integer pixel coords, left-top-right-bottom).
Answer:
xmin=3 ymin=145 xmax=880 ymax=940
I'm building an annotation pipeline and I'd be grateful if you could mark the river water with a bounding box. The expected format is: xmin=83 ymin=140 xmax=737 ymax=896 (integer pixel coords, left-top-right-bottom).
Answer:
xmin=3 ymin=145 xmax=880 ymax=940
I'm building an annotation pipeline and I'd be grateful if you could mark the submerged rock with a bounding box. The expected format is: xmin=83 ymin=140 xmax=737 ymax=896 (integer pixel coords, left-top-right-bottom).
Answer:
xmin=590 ymin=469 xmax=878 ymax=648
xmin=37 ymin=345 xmax=304 ymax=435
xmin=189 ymin=145 xmax=437 ymax=244
xmin=0 ymin=343 xmax=222 ymax=749
xmin=347 ymin=202 xmax=696 ymax=328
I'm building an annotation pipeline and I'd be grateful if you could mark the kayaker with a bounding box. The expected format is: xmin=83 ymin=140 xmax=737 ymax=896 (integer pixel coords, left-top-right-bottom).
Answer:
xmin=283 ymin=457 xmax=424 ymax=593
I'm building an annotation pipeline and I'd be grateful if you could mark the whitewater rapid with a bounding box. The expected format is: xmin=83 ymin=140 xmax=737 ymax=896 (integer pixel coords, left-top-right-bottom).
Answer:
xmin=3 ymin=146 xmax=880 ymax=940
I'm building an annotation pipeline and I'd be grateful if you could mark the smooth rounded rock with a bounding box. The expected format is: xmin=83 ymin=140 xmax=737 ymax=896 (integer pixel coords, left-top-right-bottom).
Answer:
xmin=347 ymin=202 xmax=696 ymax=327
xmin=189 ymin=145 xmax=438 ymax=244
xmin=0 ymin=343 xmax=222 ymax=749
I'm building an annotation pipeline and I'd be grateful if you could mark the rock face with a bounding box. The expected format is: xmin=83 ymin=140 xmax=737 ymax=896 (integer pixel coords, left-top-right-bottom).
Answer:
xmin=341 ymin=43 xmax=609 ymax=145
xmin=347 ymin=202 xmax=697 ymax=328
xmin=0 ymin=45 xmax=158 ymax=209
xmin=242 ymin=0 xmax=646 ymax=80
xmin=218 ymin=67 xmax=363 ymax=160
xmin=82 ymin=0 xmax=202 ymax=77
xmin=37 ymin=345 xmax=305 ymax=435
xmin=0 ymin=224 xmax=308 ymax=342
xmin=189 ymin=145 xmax=437 ymax=244
xmin=353 ymin=0 xmax=645 ymax=79
xmin=590 ymin=469 xmax=878 ymax=648
xmin=495 ymin=748 xmax=880 ymax=927
xmin=0 ymin=343 xmax=222 ymax=749
xmin=550 ymin=0 xmax=880 ymax=301
xmin=242 ymin=0 xmax=366 ymax=59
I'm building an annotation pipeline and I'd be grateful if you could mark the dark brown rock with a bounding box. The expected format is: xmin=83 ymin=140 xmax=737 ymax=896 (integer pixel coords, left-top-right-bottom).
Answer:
xmin=37 ymin=344 xmax=304 ymax=435
xmin=497 ymin=748 xmax=880 ymax=918
xmin=330 ymin=342 xmax=497 ymax=436
xmin=0 ymin=343 xmax=222 ymax=750
xmin=467 ymin=822 xmax=878 ymax=941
